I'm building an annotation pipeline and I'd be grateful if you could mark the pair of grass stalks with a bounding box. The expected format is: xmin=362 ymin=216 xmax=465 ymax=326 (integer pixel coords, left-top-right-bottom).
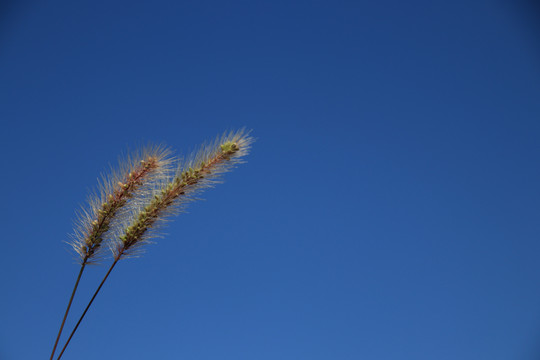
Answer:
xmin=49 ymin=129 xmax=253 ymax=360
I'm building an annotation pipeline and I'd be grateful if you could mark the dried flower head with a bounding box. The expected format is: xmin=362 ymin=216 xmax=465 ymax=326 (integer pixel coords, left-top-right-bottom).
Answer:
xmin=70 ymin=145 xmax=173 ymax=263
xmin=113 ymin=129 xmax=254 ymax=259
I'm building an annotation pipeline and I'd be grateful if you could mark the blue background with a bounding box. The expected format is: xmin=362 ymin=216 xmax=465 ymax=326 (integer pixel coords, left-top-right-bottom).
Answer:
xmin=1 ymin=1 xmax=540 ymax=359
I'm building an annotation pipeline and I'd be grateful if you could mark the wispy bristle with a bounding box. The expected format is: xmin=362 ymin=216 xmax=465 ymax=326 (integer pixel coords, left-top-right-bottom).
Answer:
xmin=112 ymin=129 xmax=254 ymax=259
xmin=69 ymin=145 xmax=173 ymax=263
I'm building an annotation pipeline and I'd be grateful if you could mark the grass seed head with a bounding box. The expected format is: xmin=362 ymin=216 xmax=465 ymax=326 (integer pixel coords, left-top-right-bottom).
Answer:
xmin=113 ymin=129 xmax=253 ymax=259
xmin=69 ymin=145 xmax=173 ymax=264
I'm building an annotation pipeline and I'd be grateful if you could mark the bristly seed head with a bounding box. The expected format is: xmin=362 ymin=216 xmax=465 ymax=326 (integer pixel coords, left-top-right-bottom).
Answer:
xmin=113 ymin=129 xmax=253 ymax=259
xmin=70 ymin=145 xmax=173 ymax=264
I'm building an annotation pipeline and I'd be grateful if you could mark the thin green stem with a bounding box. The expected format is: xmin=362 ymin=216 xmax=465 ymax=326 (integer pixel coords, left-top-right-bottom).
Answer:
xmin=49 ymin=262 xmax=86 ymax=360
xmin=56 ymin=256 xmax=121 ymax=360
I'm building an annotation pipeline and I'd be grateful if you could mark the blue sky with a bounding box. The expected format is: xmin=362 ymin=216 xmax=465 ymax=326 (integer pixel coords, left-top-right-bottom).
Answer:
xmin=1 ymin=1 xmax=540 ymax=359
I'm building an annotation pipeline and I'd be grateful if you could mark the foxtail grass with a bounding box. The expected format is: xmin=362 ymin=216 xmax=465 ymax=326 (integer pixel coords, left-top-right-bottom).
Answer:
xmin=49 ymin=146 xmax=172 ymax=360
xmin=52 ymin=130 xmax=253 ymax=360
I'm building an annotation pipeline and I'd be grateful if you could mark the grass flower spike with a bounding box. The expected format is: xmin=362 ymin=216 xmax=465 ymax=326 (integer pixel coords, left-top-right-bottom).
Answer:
xmin=54 ymin=129 xmax=254 ymax=360
xmin=71 ymin=146 xmax=172 ymax=263
xmin=50 ymin=146 xmax=172 ymax=360
xmin=115 ymin=129 xmax=253 ymax=259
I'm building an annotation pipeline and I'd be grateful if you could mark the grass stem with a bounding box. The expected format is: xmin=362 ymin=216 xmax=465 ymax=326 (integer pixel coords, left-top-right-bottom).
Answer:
xmin=49 ymin=263 xmax=86 ymax=360
xmin=56 ymin=256 xmax=120 ymax=360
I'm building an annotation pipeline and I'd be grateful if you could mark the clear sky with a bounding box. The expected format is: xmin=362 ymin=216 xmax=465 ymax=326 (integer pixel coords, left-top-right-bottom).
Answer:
xmin=1 ymin=1 xmax=540 ymax=359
